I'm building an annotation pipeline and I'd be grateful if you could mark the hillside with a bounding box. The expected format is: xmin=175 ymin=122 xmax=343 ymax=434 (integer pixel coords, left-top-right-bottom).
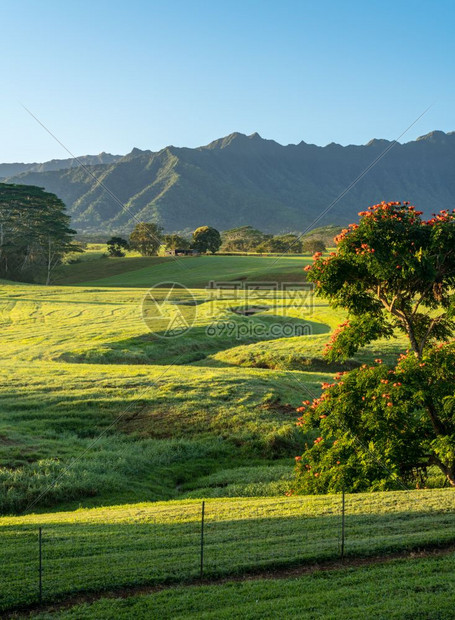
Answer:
xmin=4 ymin=130 xmax=455 ymax=233
xmin=0 ymin=152 xmax=121 ymax=179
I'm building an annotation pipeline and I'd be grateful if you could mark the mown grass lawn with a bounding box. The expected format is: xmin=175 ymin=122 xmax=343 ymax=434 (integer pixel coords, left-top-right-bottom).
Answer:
xmin=1 ymin=489 xmax=455 ymax=612
xmin=59 ymin=254 xmax=313 ymax=288
xmin=32 ymin=551 xmax=455 ymax=619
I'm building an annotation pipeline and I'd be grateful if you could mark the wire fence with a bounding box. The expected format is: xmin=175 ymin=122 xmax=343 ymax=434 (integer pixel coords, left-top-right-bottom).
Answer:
xmin=1 ymin=489 xmax=455 ymax=613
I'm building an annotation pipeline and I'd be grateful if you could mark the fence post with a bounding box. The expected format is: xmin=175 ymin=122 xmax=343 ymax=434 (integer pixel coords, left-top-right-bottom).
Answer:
xmin=340 ymin=488 xmax=345 ymax=561
xmin=38 ymin=527 xmax=43 ymax=604
xmin=200 ymin=501 xmax=205 ymax=578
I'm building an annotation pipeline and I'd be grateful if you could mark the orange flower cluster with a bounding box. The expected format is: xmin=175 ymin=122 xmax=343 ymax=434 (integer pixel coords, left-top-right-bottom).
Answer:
xmin=311 ymin=394 xmax=329 ymax=407
xmin=423 ymin=209 xmax=455 ymax=226
xmin=355 ymin=243 xmax=375 ymax=256
xmin=304 ymin=247 xmax=336 ymax=276
xmin=334 ymin=370 xmax=348 ymax=380
xmin=322 ymin=321 xmax=351 ymax=355
xmin=349 ymin=202 xmax=428 ymax=245
xmin=334 ymin=229 xmax=349 ymax=244
xmin=296 ymin=400 xmax=311 ymax=413
xmin=332 ymin=202 xmax=455 ymax=251
xmin=358 ymin=201 xmax=414 ymax=217
xmin=334 ymin=222 xmax=358 ymax=244
xmin=296 ymin=390 xmax=332 ymax=426
xmin=296 ymin=398 xmax=311 ymax=425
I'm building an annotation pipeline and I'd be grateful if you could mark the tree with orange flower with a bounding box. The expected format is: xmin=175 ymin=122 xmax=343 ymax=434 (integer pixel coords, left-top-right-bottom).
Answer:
xmin=295 ymin=202 xmax=455 ymax=492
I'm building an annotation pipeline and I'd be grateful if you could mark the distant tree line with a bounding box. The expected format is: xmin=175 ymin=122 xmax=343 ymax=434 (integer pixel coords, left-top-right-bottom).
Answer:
xmin=107 ymin=223 xmax=331 ymax=258
xmin=220 ymin=226 xmax=328 ymax=254
xmin=0 ymin=183 xmax=79 ymax=284
xmin=107 ymin=224 xmax=222 ymax=257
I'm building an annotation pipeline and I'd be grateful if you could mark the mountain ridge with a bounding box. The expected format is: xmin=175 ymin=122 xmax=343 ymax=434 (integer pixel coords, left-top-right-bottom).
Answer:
xmin=3 ymin=130 xmax=455 ymax=233
xmin=0 ymin=152 xmax=121 ymax=180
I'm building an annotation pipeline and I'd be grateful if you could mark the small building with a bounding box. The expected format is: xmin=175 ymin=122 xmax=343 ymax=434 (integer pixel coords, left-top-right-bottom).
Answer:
xmin=165 ymin=248 xmax=200 ymax=256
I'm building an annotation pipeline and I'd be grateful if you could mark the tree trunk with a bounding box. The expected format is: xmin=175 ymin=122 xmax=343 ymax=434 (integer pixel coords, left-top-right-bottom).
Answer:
xmin=429 ymin=454 xmax=455 ymax=487
xmin=440 ymin=464 xmax=455 ymax=487
xmin=425 ymin=401 xmax=447 ymax=436
xmin=46 ymin=238 xmax=52 ymax=286
xmin=404 ymin=319 xmax=421 ymax=358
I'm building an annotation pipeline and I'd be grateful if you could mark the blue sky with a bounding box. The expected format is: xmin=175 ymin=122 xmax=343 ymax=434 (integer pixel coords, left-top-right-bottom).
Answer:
xmin=1 ymin=0 xmax=454 ymax=161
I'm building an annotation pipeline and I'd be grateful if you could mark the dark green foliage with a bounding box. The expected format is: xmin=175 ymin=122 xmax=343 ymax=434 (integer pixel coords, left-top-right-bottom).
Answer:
xmin=192 ymin=226 xmax=221 ymax=254
xmin=163 ymin=234 xmax=191 ymax=250
xmin=297 ymin=201 xmax=455 ymax=491
xmin=324 ymin=315 xmax=394 ymax=362
xmin=221 ymin=226 xmax=270 ymax=251
xmin=301 ymin=225 xmax=342 ymax=247
xmin=296 ymin=345 xmax=455 ymax=492
xmin=302 ymin=238 xmax=326 ymax=253
xmin=0 ymin=183 xmax=79 ymax=283
xmin=306 ymin=202 xmax=455 ymax=358
xmin=255 ymin=234 xmax=303 ymax=253
xmin=221 ymin=227 xmax=304 ymax=254
xmin=275 ymin=234 xmax=304 ymax=253
xmin=106 ymin=236 xmax=129 ymax=257
xmin=129 ymin=222 xmax=163 ymax=256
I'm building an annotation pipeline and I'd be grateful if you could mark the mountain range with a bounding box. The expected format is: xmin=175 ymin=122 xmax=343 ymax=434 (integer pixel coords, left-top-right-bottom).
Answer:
xmin=2 ymin=130 xmax=454 ymax=234
xmin=0 ymin=152 xmax=121 ymax=181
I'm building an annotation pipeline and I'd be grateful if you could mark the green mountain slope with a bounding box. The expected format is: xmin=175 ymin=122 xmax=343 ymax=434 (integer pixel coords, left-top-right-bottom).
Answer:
xmin=5 ymin=130 xmax=455 ymax=233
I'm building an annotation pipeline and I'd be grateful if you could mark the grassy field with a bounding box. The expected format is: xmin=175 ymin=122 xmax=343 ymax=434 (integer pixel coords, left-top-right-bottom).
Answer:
xmin=0 ymin=251 xmax=450 ymax=615
xmin=31 ymin=552 xmax=455 ymax=619
xmin=0 ymin=253 xmax=411 ymax=515
xmin=57 ymin=252 xmax=313 ymax=288
xmin=1 ymin=489 xmax=455 ymax=611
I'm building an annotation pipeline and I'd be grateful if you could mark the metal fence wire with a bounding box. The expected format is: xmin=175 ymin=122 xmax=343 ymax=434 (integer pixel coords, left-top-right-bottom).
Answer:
xmin=1 ymin=489 xmax=455 ymax=613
